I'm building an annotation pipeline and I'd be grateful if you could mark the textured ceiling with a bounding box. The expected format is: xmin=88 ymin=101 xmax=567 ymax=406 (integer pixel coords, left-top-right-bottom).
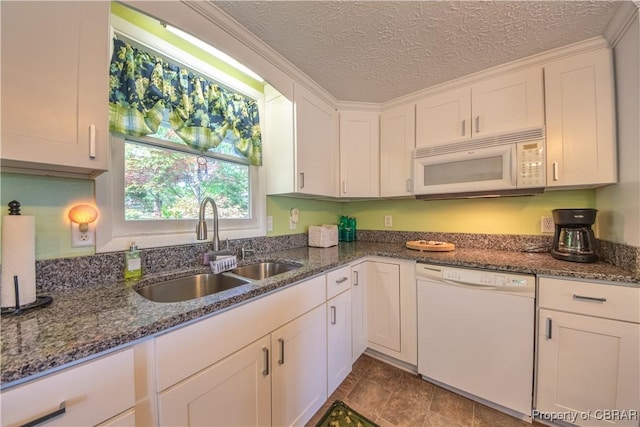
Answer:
xmin=211 ymin=1 xmax=622 ymax=103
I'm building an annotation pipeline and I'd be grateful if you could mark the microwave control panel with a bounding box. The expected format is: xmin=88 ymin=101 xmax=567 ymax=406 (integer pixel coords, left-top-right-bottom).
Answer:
xmin=517 ymin=140 xmax=545 ymax=187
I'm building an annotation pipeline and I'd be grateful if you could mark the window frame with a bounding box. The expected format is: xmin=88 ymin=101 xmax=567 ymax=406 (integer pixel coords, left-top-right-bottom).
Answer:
xmin=96 ymin=11 xmax=266 ymax=253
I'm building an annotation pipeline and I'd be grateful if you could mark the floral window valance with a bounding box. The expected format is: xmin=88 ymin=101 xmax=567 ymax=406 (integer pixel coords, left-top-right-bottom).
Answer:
xmin=109 ymin=38 xmax=262 ymax=166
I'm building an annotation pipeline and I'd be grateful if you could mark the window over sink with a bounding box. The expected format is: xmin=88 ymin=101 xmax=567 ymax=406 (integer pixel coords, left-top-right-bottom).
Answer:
xmin=96 ymin=3 xmax=266 ymax=252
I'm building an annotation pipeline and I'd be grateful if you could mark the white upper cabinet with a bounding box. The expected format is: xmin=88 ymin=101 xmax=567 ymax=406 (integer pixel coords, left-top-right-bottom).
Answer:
xmin=415 ymin=87 xmax=470 ymax=147
xmin=416 ymin=67 xmax=544 ymax=148
xmin=264 ymin=84 xmax=339 ymax=198
xmin=0 ymin=1 xmax=110 ymax=178
xmin=339 ymin=111 xmax=380 ymax=198
xmin=544 ymin=48 xmax=617 ymax=188
xmin=380 ymin=103 xmax=416 ymax=197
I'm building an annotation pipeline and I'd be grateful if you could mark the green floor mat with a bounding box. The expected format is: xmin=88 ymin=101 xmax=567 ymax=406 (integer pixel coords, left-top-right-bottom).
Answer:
xmin=315 ymin=400 xmax=379 ymax=427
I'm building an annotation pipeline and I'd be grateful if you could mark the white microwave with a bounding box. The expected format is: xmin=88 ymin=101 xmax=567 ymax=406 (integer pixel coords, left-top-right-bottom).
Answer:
xmin=413 ymin=128 xmax=546 ymax=199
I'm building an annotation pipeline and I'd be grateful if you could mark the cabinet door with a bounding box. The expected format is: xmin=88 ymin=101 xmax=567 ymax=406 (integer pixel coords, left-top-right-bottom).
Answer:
xmin=351 ymin=261 xmax=368 ymax=362
xmin=537 ymin=309 xmax=640 ymax=427
xmin=327 ymin=289 xmax=352 ymax=396
xmin=339 ymin=111 xmax=380 ymax=197
xmin=471 ymin=66 xmax=544 ymax=136
xmin=0 ymin=1 xmax=109 ymax=177
xmin=159 ymin=335 xmax=271 ymax=427
xmin=380 ymin=104 xmax=416 ymax=197
xmin=264 ymin=84 xmax=296 ymax=195
xmin=545 ymin=48 xmax=617 ymax=187
xmin=272 ymin=304 xmax=327 ymax=427
xmin=367 ymin=262 xmax=401 ymax=352
xmin=295 ymin=85 xmax=339 ymax=197
xmin=416 ymin=87 xmax=471 ymax=147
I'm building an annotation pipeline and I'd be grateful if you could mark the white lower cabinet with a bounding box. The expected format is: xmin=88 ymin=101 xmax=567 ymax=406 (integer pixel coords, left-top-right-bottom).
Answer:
xmin=327 ymin=288 xmax=352 ymax=395
xmin=536 ymin=277 xmax=640 ymax=427
xmin=272 ymin=305 xmax=327 ymax=426
xmin=159 ymin=304 xmax=327 ymax=427
xmin=367 ymin=261 xmax=402 ymax=352
xmin=153 ymin=275 xmax=327 ymax=426
xmin=0 ymin=349 xmax=135 ymax=427
xmin=159 ymin=335 xmax=271 ymax=426
xmin=365 ymin=258 xmax=417 ymax=365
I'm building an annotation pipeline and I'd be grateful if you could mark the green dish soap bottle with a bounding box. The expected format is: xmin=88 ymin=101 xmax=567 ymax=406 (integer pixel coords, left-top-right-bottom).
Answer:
xmin=124 ymin=242 xmax=142 ymax=281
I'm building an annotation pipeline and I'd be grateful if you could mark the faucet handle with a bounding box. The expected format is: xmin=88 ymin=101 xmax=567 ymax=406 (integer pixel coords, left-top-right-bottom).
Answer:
xmin=241 ymin=247 xmax=255 ymax=261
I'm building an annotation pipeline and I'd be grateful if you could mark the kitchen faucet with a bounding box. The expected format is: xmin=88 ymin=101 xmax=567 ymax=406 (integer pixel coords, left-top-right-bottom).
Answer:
xmin=196 ymin=197 xmax=231 ymax=259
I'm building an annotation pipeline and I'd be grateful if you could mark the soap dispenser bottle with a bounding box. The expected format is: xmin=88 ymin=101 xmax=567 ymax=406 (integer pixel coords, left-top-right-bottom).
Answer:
xmin=124 ymin=242 xmax=142 ymax=280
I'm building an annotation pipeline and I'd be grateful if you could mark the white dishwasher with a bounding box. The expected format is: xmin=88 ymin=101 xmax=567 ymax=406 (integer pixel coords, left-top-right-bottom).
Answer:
xmin=416 ymin=263 xmax=535 ymax=420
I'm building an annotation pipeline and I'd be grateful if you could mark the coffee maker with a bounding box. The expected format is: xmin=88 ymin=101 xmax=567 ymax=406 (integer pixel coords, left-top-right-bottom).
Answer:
xmin=551 ymin=209 xmax=598 ymax=263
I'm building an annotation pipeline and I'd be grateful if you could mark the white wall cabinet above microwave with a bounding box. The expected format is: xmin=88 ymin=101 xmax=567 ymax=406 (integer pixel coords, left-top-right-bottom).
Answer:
xmin=0 ymin=1 xmax=110 ymax=179
xmin=415 ymin=66 xmax=545 ymax=148
xmin=544 ymin=47 xmax=617 ymax=188
xmin=264 ymin=84 xmax=339 ymax=198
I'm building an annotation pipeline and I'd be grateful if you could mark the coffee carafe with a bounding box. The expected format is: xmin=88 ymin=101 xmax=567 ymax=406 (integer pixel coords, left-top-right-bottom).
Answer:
xmin=551 ymin=209 xmax=598 ymax=263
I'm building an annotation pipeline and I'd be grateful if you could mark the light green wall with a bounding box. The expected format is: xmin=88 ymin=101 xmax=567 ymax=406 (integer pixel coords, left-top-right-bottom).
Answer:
xmin=266 ymin=196 xmax=341 ymax=236
xmin=266 ymin=190 xmax=596 ymax=236
xmin=0 ymin=173 xmax=95 ymax=260
xmin=342 ymin=190 xmax=596 ymax=235
xmin=0 ymin=173 xmax=601 ymax=260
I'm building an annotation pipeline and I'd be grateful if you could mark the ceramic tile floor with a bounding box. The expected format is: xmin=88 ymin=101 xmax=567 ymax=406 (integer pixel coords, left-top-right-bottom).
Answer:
xmin=307 ymin=354 xmax=546 ymax=427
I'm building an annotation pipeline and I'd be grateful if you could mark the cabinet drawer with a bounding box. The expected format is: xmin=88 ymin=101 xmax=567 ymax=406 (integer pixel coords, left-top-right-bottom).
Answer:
xmin=1 ymin=349 xmax=135 ymax=427
xmin=326 ymin=265 xmax=352 ymax=300
xmin=539 ymin=277 xmax=640 ymax=323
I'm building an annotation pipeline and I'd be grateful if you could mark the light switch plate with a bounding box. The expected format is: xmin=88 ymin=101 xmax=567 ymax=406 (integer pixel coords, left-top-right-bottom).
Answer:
xmin=266 ymin=216 xmax=273 ymax=232
xmin=384 ymin=215 xmax=393 ymax=227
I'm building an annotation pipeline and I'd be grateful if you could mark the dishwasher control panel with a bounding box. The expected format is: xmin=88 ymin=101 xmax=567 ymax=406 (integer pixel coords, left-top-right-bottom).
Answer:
xmin=416 ymin=263 xmax=535 ymax=291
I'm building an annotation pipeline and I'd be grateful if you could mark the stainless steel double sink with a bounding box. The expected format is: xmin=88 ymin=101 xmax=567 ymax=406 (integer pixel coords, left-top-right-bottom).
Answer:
xmin=136 ymin=261 xmax=301 ymax=303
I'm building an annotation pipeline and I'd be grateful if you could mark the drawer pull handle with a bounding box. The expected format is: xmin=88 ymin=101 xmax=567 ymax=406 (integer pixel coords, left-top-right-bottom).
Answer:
xmin=262 ymin=347 xmax=269 ymax=376
xmin=21 ymin=401 xmax=66 ymax=427
xmin=335 ymin=277 xmax=348 ymax=284
xmin=278 ymin=338 xmax=285 ymax=365
xmin=573 ymin=294 xmax=607 ymax=303
xmin=545 ymin=318 xmax=552 ymax=340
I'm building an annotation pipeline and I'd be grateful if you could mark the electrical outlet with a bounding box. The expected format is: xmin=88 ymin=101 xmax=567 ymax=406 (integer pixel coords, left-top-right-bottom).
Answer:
xmin=71 ymin=223 xmax=95 ymax=247
xmin=384 ymin=215 xmax=393 ymax=227
xmin=541 ymin=216 xmax=555 ymax=233
xmin=266 ymin=216 xmax=273 ymax=232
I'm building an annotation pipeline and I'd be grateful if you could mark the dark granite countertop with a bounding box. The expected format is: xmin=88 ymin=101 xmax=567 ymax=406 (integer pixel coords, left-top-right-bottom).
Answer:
xmin=1 ymin=241 xmax=637 ymax=387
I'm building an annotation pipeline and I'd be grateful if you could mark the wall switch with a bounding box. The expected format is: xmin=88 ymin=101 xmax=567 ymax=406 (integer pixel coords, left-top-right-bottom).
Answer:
xmin=266 ymin=216 xmax=273 ymax=232
xmin=384 ymin=215 xmax=393 ymax=227
xmin=541 ymin=216 xmax=555 ymax=233
xmin=71 ymin=223 xmax=95 ymax=247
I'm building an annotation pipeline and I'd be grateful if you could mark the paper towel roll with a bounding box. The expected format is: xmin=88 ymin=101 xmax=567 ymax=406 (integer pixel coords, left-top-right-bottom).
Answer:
xmin=1 ymin=215 xmax=36 ymax=308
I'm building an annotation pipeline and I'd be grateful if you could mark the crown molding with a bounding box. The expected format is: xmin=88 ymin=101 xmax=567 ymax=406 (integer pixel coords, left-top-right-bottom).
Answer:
xmin=604 ymin=1 xmax=639 ymax=48
xmin=383 ymin=36 xmax=611 ymax=110
xmin=178 ymin=1 xmax=338 ymax=107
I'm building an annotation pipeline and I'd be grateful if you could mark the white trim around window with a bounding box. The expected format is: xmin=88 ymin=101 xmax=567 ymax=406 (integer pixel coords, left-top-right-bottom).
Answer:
xmin=95 ymin=134 xmax=266 ymax=252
